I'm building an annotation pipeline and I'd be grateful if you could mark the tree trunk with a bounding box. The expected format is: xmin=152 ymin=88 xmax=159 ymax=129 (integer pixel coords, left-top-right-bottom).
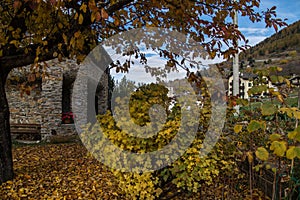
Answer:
xmin=0 ymin=69 xmax=13 ymax=184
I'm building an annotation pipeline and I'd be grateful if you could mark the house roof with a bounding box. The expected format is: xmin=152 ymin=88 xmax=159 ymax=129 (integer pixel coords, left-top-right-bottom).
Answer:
xmin=240 ymin=72 xmax=257 ymax=80
xmin=227 ymin=72 xmax=257 ymax=80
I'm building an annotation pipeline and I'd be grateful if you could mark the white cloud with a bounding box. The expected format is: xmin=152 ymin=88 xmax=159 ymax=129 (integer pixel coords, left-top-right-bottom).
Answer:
xmin=110 ymin=50 xmax=224 ymax=84
xmin=238 ymin=27 xmax=270 ymax=46
xmin=245 ymin=36 xmax=267 ymax=46
xmin=111 ymin=53 xmax=186 ymax=84
xmin=239 ymin=27 xmax=269 ymax=35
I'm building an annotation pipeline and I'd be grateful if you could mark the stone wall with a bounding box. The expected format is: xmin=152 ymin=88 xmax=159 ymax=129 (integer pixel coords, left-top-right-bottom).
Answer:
xmin=6 ymin=82 xmax=42 ymax=124
xmin=40 ymin=59 xmax=63 ymax=139
xmin=6 ymin=58 xmax=109 ymax=141
xmin=97 ymin=69 xmax=109 ymax=115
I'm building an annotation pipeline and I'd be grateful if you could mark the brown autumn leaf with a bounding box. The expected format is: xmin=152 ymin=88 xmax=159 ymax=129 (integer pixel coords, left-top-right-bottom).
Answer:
xmin=0 ymin=143 xmax=250 ymax=199
xmin=101 ymin=8 xmax=109 ymax=20
xmin=95 ymin=11 xmax=101 ymax=22
xmin=13 ymin=0 xmax=22 ymax=9
xmin=0 ymin=143 xmax=123 ymax=199
xmin=113 ymin=17 xmax=120 ymax=26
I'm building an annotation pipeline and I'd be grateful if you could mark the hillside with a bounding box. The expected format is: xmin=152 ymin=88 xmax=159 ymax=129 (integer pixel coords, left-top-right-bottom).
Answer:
xmin=219 ymin=20 xmax=300 ymax=77
xmin=243 ymin=20 xmax=300 ymax=59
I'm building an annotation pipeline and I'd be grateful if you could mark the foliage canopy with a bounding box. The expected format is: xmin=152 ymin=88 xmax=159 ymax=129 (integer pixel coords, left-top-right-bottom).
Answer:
xmin=0 ymin=0 xmax=287 ymax=72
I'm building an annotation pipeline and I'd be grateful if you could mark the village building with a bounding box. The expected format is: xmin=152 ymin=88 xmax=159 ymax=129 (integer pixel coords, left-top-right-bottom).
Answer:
xmin=228 ymin=72 xmax=257 ymax=99
xmin=5 ymin=59 xmax=109 ymax=141
xmin=227 ymin=72 xmax=276 ymax=99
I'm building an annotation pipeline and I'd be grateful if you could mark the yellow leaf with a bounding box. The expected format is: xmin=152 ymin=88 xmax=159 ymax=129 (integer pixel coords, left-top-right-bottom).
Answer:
xmin=288 ymin=127 xmax=300 ymax=142
xmin=286 ymin=146 xmax=296 ymax=160
xmin=294 ymin=111 xmax=300 ymax=119
xmin=88 ymin=0 xmax=97 ymax=11
xmin=237 ymin=141 xmax=242 ymax=147
xmin=80 ymin=3 xmax=87 ymax=13
xmin=36 ymin=46 xmax=41 ymax=56
xmin=79 ymin=14 xmax=84 ymax=24
xmin=255 ymin=147 xmax=269 ymax=161
xmin=96 ymin=11 xmax=101 ymax=21
xmin=280 ymin=107 xmax=294 ymax=118
xmin=58 ymin=23 xmax=63 ymax=29
xmin=270 ymin=141 xmax=287 ymax=157
xmin=91 ymin=12 xmax=96 ymax=22
xmin=277 ymin=94 xmax=284 ymax=103
xmin=58 ymin=43 xmax=62 ymax=50
xmin=70 ymin=37 xmax=75 ymax=47
xmin=62 ymin=33 xmax=68 ymax=43
xmin=247 ymin=151 xmax=253 ymax=163
xmin=234 ymin=124 xmax=243 ymax=133
xmin=9 ymin=40 xmax=19 ymax=47
xmin=74 ymin=31 xmax=81 ymax=38
xmin=269 ymin=133 xmax=282 ymax=141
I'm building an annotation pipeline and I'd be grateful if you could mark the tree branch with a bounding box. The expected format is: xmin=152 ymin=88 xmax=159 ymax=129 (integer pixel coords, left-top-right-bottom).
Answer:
xmin=0 ymin=0 xmax=136 ymax=72
xmin=0 ymin=45 xmax=58 ymax=73
xmin=106 ymin=0 xmax=135 ymax=14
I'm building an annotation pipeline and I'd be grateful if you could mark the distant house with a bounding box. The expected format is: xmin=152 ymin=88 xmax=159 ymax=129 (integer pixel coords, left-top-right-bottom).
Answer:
xmin=228 ymin=72 xmax=257 ymax=99
xmin=227 ymin=72 xmax=276 ymax=99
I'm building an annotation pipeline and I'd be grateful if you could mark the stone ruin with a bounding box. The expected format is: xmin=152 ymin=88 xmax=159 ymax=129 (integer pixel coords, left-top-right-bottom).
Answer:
xmin=5 ymin=59 xmax=109 ymax=141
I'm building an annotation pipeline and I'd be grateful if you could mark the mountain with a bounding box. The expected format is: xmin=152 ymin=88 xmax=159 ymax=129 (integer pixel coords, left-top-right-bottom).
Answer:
xmin=243 ymin=20 xmax=300 ymax=59
xmin=219 ymin=20 xmax=300 ymax=77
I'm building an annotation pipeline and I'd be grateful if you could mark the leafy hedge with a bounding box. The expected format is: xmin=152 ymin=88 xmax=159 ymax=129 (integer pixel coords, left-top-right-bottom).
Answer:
xmin=80 ymin=83 xmax=240 ymax=199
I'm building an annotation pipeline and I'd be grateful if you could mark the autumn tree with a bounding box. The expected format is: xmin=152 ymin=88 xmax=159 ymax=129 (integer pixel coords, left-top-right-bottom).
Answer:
xmin=0 ymin=0 xmax=286 ymax=183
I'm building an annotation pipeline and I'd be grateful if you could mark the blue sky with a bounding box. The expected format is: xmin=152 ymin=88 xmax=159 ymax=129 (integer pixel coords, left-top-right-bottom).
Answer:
xmin=240 ymin=0 xmax=300 ymax=46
